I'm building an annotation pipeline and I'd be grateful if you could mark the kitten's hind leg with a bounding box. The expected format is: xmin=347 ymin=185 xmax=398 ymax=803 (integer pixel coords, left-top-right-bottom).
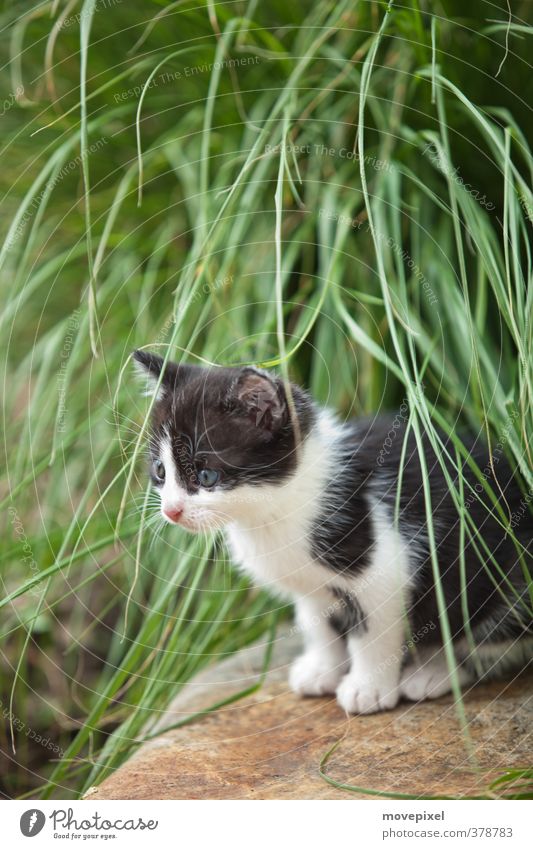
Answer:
xmin=400 ymin=647 xmax=473 ymax=702
xmin=465 ymin=636 xmax=533 ymax=681
xmin=400 ymin=637 xmax=533 ymax=702
xmin=289 ymin=595 xmax=350 ymax=697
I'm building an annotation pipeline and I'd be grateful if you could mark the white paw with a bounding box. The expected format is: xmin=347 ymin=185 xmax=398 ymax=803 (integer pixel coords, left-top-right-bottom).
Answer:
xmin=289 ymin=651 xmax=346 ymax=697
xmin=400 ymin=664 xmax=456 ymax=701
xmin=336 ymin=672 xmax=400 ymax=714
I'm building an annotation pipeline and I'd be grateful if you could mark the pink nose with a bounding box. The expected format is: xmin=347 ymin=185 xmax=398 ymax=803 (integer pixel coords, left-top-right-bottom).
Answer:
xmin=163 ymin=506 xmax=183 ymax=523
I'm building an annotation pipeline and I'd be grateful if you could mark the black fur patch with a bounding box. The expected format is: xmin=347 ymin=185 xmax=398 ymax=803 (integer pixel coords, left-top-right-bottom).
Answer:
xmin=318 ymin=417 xmax=532 ymax=646
xmin=329 ymin=587 xmax=367 ymax=636
xmin=133 ymin=351 xmax=316 ymax=493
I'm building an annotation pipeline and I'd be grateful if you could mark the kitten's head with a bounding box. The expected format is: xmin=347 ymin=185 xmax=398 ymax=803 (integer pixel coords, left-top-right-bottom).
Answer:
xmin=133 ymin=351 xmax=316 ymax=532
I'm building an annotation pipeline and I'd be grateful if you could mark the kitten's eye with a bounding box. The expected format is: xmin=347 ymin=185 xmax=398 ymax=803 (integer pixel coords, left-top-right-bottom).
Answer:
xmin=198 ymin=468 xmax=220 ymax=488
xmin=152 ymin=459 xmax=165 ymax=483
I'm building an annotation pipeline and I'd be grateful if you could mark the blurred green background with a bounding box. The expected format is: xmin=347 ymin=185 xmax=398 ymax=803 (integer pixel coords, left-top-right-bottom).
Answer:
xmin=0 ymin=0 xmax=532 ymax=798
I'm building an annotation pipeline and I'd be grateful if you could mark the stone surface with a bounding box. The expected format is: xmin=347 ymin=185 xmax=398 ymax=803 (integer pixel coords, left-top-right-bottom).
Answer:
xmin=87 ymin=632 xmax=533 ymax=799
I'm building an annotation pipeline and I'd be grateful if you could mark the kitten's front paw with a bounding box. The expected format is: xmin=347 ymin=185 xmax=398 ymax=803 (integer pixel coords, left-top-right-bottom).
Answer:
xmin=289 ymin=651 xmax=346 ymax=697
xmin=336 ymin=672 xmax=400 ymax=714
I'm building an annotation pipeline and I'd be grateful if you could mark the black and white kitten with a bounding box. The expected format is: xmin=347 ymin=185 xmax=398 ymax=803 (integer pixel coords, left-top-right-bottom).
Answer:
xmin=133 ymin=350 xmax=532 ymax=714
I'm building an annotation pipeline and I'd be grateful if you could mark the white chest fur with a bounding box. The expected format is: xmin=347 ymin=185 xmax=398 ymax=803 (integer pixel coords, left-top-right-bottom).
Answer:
xmin=225 ymin=518 xmax=329 ymax=598
xmin=223 ymin=414 xmax=343 ymax=600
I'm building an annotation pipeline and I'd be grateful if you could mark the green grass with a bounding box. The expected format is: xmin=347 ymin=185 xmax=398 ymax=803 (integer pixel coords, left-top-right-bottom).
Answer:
xmin=0 ymin=0 xmax=532 ymax=799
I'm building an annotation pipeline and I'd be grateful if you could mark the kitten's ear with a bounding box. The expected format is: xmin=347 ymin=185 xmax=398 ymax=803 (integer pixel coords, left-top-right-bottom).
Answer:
xmin=132 ymin=350 xmax=181 ymax=399
xmin=230 ymin=368 xmax=287 ymax=434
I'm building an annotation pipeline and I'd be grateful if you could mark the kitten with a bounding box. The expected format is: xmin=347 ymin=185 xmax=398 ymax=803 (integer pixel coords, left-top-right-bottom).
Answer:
xmin=133 ymin=350 xmax=532 ymax=713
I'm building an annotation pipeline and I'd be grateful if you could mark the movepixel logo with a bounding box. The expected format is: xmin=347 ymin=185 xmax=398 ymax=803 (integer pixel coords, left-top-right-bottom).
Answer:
xmin=20 ymin=809 xmax=46 ymax=837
